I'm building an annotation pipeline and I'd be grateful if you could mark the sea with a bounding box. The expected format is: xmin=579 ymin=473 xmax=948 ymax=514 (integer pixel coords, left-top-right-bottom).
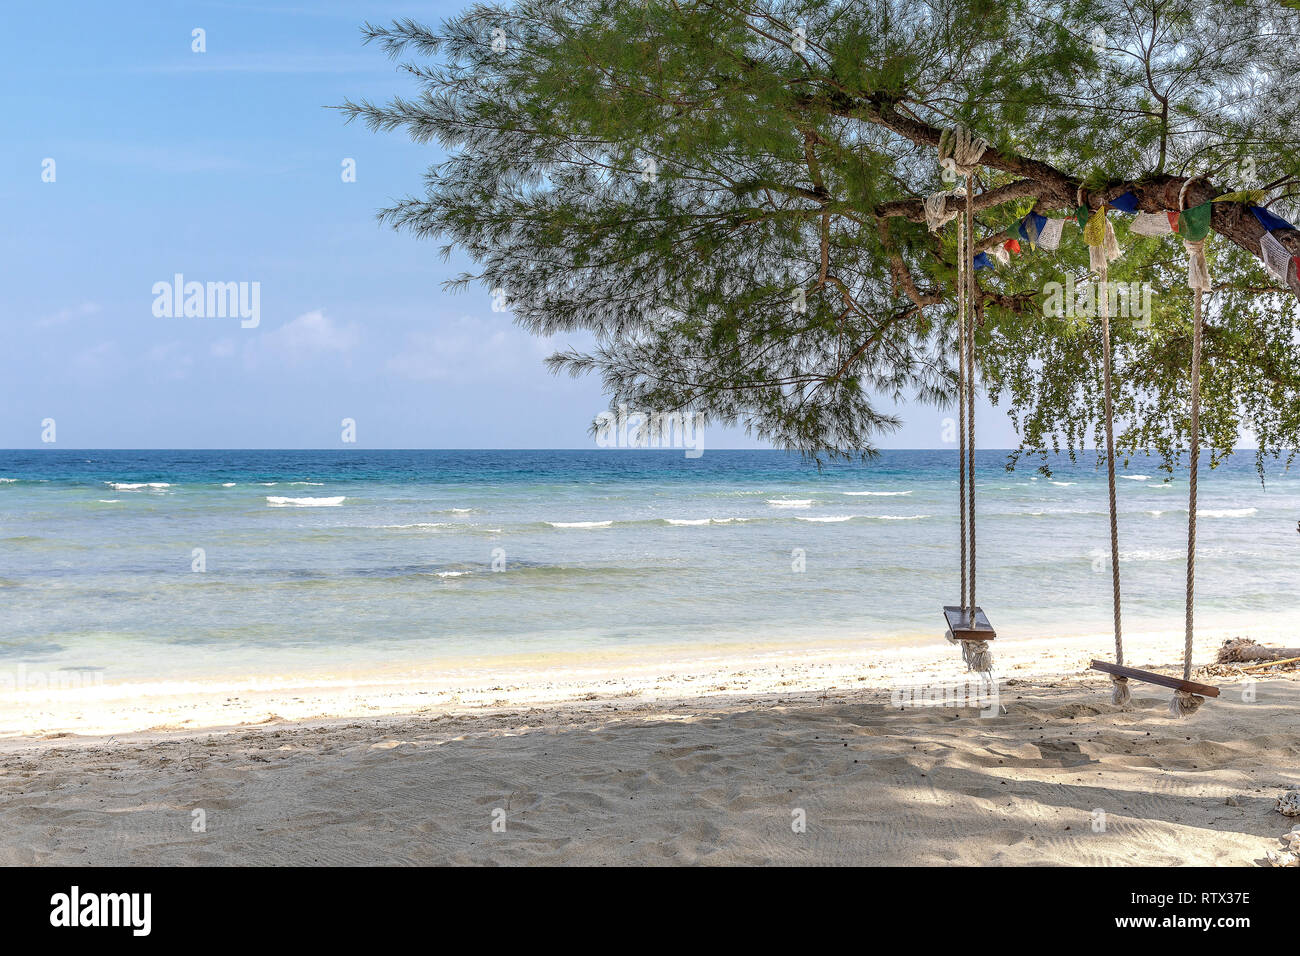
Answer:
xmin=1 ymin=449 xmax=1296 ymax=685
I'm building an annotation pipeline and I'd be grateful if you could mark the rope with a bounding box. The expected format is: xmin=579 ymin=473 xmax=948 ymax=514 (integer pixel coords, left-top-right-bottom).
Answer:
xmin=956 ymin=188 xmax=968 ymax=624
xmin=961 ymin=172 xmax=991 ymax=674
xmin=940 ymin=132 xmax=991 ymax=675
xmin=1173 ymin=180 xmax=1207 ymax=717
xmin=965 ymin=176 xmax=977 ymax=617
xmin=1095 ymin=206 xmax=1130 ymax=706
xmin=939 ymin=127 xmax=988 ymax=178
xmin=925 ymin=192 xmax=957 ymax=233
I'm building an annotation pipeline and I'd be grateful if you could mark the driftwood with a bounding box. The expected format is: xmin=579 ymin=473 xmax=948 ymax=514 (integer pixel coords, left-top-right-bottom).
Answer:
xmin=1217 ymin=639 xmax=1300 ymax=664
xmin=1243 ymin=657 xmax=1300 ymax=671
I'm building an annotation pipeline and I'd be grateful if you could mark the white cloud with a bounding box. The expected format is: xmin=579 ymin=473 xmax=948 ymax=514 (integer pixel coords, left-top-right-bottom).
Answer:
xmin=245 ymin=310 xmax=359 ymax=368
xmin=37 ymin=302 xmax=100 ymax=328
xmin=144 ymin=341 xmax=194 ymax=380
xmin=387 ymin=315 xmax=555 ymax=382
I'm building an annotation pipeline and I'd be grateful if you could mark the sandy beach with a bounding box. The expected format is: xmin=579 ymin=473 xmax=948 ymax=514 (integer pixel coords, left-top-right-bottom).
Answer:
xmin=3 ymin=634 xmax=1298 ymax=866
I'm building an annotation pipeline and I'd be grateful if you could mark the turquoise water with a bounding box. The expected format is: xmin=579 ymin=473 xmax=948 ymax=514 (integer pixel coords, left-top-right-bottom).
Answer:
xmin=0 ymin=449 xmax=1296 ymax=683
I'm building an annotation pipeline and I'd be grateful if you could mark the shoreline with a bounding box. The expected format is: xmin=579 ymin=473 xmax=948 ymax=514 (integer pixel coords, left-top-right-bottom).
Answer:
xmin=0 ymin=625 xmax=1267 ymax=741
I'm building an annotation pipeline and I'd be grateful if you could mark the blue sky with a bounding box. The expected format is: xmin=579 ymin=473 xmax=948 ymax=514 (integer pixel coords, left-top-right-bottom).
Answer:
xmin=0 ymin=0 xmax=1017 ymax=450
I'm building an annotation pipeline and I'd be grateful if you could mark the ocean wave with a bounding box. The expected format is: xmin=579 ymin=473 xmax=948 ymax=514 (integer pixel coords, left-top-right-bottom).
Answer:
xmin=288 ymin=481 xmax=324 ymax=486
xmin=1049 ymin=481 xmax=1076 ymax=486
xmin=97 ymin=499 xmax=120 ymax=503
xmin=873 ymin=514 xmax=931 ymax=520
xmin=375 ymin=522 xmax=448 ymax=530
xmin=1147 ymin=507 xmax=1256 ymax=518
xmin=434 ymin=570 xmax=471 ymax=578
xmin=767 ymin=499 xmax=813 ymax=508
xmin=221 ymin=482 xmax=236 ymax=487
xmin=106 ymin=482 xmax=170 ymax=490
xmin=0 ymin=478 xmax=16 ymax=483
xmin=661 ymin=516 xmax=751 ymax=526
xmin=842 ymin=491 xmax=912 ymax=496
xmin=1120 ymin=475 xmax=1150 ymax=481
xmin=795 ymin=515 xmax=863 ymax=523
xmin=266 ymin=496 xmax=345 ymax=507
xmin=547 ymin=520 xmax=613 ymax=528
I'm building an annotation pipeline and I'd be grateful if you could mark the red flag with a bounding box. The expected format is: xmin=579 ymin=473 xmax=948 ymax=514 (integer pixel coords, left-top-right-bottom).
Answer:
xmin=1004 ymin=239 xmax=1021 ymax=254
xmin=1167 ymin=211 xmax=1181 ymax=233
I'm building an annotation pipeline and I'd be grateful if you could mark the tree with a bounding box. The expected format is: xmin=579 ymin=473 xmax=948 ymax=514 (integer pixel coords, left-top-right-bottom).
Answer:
xmin=339 ymin=0 xmax=1300 ymax=471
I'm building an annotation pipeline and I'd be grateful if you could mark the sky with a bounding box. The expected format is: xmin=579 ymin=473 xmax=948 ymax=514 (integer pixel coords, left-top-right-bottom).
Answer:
xmin=0 ymin=0 xmax=1020 ymax=450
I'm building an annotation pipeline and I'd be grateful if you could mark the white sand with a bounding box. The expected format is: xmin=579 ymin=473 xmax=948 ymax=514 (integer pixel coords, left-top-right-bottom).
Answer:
xmin=2 ymin=632 xmax=1298 ymax=865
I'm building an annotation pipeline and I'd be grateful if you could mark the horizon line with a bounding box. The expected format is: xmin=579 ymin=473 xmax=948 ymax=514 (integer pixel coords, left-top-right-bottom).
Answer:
xmin=0 ymin=447 xmax=1260 ymax=454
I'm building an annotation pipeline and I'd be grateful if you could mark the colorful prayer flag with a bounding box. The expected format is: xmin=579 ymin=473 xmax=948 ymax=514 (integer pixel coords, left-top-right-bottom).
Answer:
xmin=1251 ymin=205 xmax=1297 ymax=232
xmin=1130 ymin=211 xmax=1174 ymax=237
xmin=1179 ymin=202 xmax=1213 ymax=242
xmin=1106 ymin=191 xmax=1139 ymax=213
xmin=1037 ymin=218 xmax=1066 ymax=252
xmin=1260 ymin=231 xmax=1292 ymax=284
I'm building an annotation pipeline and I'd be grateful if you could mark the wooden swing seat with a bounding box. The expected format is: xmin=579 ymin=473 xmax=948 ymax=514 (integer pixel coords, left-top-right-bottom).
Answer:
xmin=1090 ymin=660 xmax=1219 ymax=698
xmin=943 ymin=606 xmax=996 ymax=641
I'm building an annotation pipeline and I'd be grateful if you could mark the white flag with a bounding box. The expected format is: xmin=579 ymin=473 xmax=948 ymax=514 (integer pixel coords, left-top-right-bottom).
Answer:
xmin=1261 ymin=231 xmax=1291 ymax=284
xmin=1130 ymin=211 xmax=1173 ymax=237
xmin=1037 ymin=217 xmax=1067 ymax=251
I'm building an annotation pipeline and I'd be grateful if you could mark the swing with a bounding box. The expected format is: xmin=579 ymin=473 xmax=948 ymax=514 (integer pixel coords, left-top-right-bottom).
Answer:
xmin=935 ymin=129 xmax=996 ymax=672
xmin=1087 ymin=180 xmax=1220 ymax=714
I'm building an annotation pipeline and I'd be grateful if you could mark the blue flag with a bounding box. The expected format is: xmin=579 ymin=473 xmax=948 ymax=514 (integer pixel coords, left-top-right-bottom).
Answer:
xmin=1107 ymin=191 xmax=1139 ymax=213
xmin=1251 ymin=205 xmax=1296 ymax=232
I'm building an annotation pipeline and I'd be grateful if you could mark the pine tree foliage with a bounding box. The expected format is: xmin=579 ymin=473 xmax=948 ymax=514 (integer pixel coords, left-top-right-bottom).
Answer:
xmin=340 ymin=0 xmax=1300 ymax=470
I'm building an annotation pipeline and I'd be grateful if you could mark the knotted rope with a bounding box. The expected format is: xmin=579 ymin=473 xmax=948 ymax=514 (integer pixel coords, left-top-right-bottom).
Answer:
xmin=955 ymin=161 xmax=991 ymax=675
xmin=925 ymin=192 xmax=958 ymax=233
xmin=938 ymin=126 xmax=988 ymax=178
xmin=1173 ymin=179 xmax=1207 ymax=717
xmin=1086 ymin=197 xmax=1130 ymax=706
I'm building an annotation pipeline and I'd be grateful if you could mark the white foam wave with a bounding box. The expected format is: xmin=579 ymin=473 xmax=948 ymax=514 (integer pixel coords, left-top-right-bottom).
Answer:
xmin=767 ymin=499 xmax=813 ymax=508
xmin=1050 ymin=481 xmax=1075 ymax=486
xmin=266 ymin=496 xmax=345 ymax=507
xmin=435 ymin=570 xmax=471 ymax=578
xmin=1120 ymin=475 xmax=1149 ymax=481
xmin=843 ymin=491 xmax=912 ymax=496
xmin=106 ymin=482 xmax=170 ymax=490
xmin=795 ymin=515 xmax=862 ymax=523
xmin=1198 ymin=507 xmax=1256 ymax=518
xmin=874 ymin=514 xmax=931 ymax=521
xmin=548 ymin=520 xmax=612 ymax=528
